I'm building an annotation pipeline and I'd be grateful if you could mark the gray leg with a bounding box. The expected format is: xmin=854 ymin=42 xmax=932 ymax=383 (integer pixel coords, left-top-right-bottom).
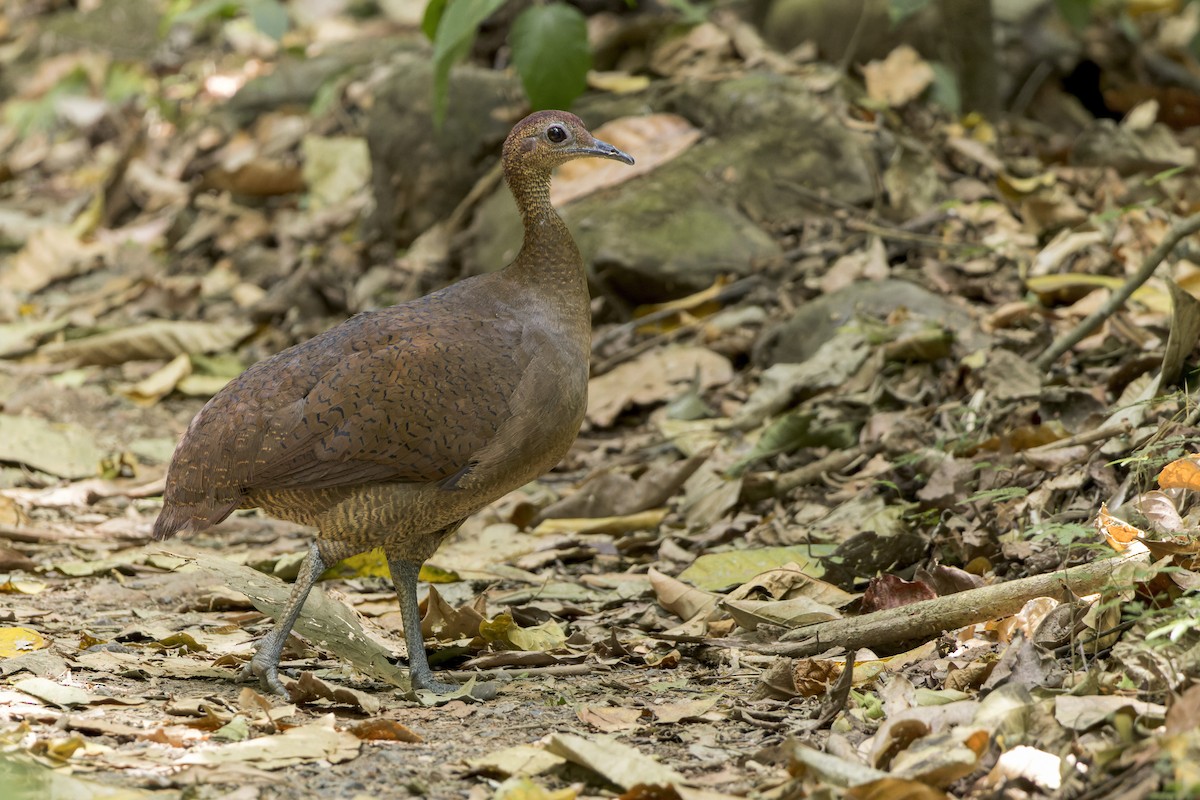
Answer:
xmin=385 ymin=547 xmax=496 ymax=699
xmin=240 ymin=540 xmax=326 ymax=696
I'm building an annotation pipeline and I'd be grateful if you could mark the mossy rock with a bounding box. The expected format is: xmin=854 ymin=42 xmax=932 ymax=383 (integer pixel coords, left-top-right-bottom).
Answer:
xmin=366 ymin=51 xmax=523 ymax=247
xmin=462 ymin=156 xmax=780 ymax=305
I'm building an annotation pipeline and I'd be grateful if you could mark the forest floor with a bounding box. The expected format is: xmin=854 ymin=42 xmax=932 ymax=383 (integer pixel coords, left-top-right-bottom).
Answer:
xmin=4 ymin=1 xmax=1200 ymax=799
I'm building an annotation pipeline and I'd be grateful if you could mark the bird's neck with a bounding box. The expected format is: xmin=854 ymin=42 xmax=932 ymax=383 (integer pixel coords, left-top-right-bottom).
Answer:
xmin=507 ymin=168 xmax=584 ymax=278
xmin=505 ymin=167 xmax=591 ymax=329
xmin=507 ymin=165 xmax=552 ymax=219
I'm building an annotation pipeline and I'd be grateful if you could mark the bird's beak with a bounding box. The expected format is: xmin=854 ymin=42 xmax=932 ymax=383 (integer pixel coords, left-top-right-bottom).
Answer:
xmin=576 ymin=138 xmax=635 ymax=165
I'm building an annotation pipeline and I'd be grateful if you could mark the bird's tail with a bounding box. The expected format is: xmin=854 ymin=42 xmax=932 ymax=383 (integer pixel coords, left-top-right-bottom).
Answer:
xmin=153 ymin=476 xmax=241 ymax=541
xmin=153 ymin=497 xmax=241 ymax=540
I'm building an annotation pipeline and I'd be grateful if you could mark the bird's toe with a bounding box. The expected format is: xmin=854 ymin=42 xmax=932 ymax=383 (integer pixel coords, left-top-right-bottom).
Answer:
xmin=240 ymin=656 xmax=290 ymax=697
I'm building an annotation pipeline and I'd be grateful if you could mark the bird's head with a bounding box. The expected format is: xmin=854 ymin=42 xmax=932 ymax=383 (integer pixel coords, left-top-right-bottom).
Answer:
xmin=502 ymin=110 xmax=635 ymax=175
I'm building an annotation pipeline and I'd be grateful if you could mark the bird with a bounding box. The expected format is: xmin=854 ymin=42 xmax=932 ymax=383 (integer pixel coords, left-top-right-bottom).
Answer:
xmin=153 ymin=110 xmax=635 ymax=698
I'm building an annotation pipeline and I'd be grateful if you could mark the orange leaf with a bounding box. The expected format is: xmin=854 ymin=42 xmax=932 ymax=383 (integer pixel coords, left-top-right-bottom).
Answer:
xmin=1095 ymin=502 xmax=1144 ymax=552
xmin=1158 ymin=457 xmax=1200 ymax=491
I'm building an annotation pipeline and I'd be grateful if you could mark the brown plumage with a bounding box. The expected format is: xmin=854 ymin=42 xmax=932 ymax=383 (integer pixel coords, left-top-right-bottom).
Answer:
xmin=155 ymin=111 xmax=634 ymax=697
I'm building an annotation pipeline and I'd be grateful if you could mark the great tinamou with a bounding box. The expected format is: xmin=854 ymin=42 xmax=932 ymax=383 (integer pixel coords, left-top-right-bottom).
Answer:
xmin=154 ymin=111 xmax=634 ymax=698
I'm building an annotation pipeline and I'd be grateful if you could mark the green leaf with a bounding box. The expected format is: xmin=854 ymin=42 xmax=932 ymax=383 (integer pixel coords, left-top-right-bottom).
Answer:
xmin=510 ymin=4 xmax=591 ymax=111
xmin=4 ymin=68 xmax=91 ymax=135
xmin=1145 ymin=165 xmax=1188 ymax=186
xmin=1054 ymin=0 xmax=1093 ymax=31
xmin=104 ymin=62 xmax=149 ymax=104
xmin=422 ymin=0 xmax=448 ymax=41
xmin=926 ymin=60 xmax=960 ymax=116
xmin=678 ymin=546 xmax=836 ymax=591
xmin=662 ymin=0 xmax=708 ymax=25
xmin=310 ymin=73 xmax=344 ymax=118
xmin=888 ymin=0 xmax=931 ymax=25
xmin=727 ymin=410 xmax=814 ymax=477
xmin=431 ymin=0 xmax=505 ymax=125
xmin=245 ymin=0 xmax=290 ymax=39
xmin=169 ymin=0 xmax=239 ymax=26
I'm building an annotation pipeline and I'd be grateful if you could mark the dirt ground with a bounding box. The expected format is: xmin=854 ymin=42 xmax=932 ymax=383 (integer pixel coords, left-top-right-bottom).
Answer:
xmin=6 ymin=1 xmax=1200 ymax=798
xmin=3 ymin=429 xmax=801 ymax=799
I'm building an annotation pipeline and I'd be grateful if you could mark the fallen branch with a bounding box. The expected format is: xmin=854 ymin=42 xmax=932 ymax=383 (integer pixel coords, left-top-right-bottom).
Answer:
xmin=702 ymin=550 xmax=1148 ymax=658
xmin=774 ymin=446 xmax=865 ymax=495
xmin=444 ymin=663 xmax=595 ymax=682
xmin=1024 ymin=422 xmax=1132 ymax=453
xmin=1035 ymin=212 xmax=1200 ymax=372
xmin=0 ymin=525 xmax=104 ymax=543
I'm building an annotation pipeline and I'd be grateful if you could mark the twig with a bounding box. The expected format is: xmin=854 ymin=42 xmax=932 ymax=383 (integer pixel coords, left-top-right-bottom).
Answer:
xmin=809 ymin=651 xmax=855 ymax=730
xmin=1009 ymin=61 xmax=1054 ymax=119
xmin=1182 ymin=395 xmax=1200 ymax=429
xmin=591 ymin=322 xmax=699 ymax=377
xmin=782 ymin=180 xmax=871 ymax=217
xmin=1142 ymin=50 xmax=1200 ymax=95
xmin=731 ymin=707 xmax=789 ymax=731
xmin=844 ymin=218 xmax=972 ymax=250
xmin=590 ymin=276 xmax=760 ymax=355
xmin=446 ymin=161 xmax=504 ymax=240
xmin=0 ymin=525 xmax=103 ymax=543
xmin=1022 ymin=421 xmax=1133 ymax=456
xmin=837 ymin=0 xmax=870 ymax=76
xmin=1035 ymin=213 xmax=1200 ymax=372
xmin=774 ymin=447 xmax=865 ymax=495
xmin=781 ymin=181 xmax=978 ymax=252
xmin=443 ymin=664 xmax=595 ymax=682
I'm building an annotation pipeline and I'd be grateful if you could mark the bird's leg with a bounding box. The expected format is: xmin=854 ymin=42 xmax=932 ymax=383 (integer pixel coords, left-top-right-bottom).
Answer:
xmin=386 ymin=545 xmax=497 ymax=700
xmin=240 ymin=540 xmax=326 ymax=696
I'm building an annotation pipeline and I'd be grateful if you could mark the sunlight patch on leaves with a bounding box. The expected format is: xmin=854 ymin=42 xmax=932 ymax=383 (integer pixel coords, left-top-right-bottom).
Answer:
xmin=0 ymin=627 xmax=47 ymax=658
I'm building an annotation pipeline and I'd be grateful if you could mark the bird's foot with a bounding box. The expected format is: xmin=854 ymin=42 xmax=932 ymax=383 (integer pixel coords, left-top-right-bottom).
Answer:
xmin=239 ymin=654 xmax=291 ymax=697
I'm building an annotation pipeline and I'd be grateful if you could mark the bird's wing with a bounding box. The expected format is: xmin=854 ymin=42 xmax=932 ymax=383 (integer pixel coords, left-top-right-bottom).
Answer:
xmin=158 ymin=302 xmax=527 ymax=534
xmin=247 ymin=320 xmax=524 ymax=489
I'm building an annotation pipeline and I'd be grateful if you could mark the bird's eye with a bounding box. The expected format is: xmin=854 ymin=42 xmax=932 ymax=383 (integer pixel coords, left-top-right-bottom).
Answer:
xmin=546 ymin=125 xmax=568 ymax=143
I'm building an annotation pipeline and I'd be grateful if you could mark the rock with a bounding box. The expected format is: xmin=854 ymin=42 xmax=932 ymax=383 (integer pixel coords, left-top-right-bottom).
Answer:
xmin=41 ymin=0 xmax=164 ymax=60
xmin=463 ymin=73 xmax=877 ymax=303
xmin=749 ymin=0 xmax=941 ymax=63
xmin=664 ymin=74 xmax=876 ymax=222
xmin=230 ymin=39 xmax=405 ymax=121
xmin=756 ymin=279 xmax=988 ymax=366
xmin=462 ymin=154 xmax=781 ymax=304
xmin=366 ymin=51 xmax=522 ymax=246
xmin=575 ymin=172 xmax=780 ymax=303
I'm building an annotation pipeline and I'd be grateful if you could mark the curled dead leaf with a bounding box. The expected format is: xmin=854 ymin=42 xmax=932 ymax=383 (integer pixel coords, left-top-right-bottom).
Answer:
xmin=347 ymin=717 xmax=422 ymax=743
xmin=1158 ymin=456 xmax=1200 ymax=491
